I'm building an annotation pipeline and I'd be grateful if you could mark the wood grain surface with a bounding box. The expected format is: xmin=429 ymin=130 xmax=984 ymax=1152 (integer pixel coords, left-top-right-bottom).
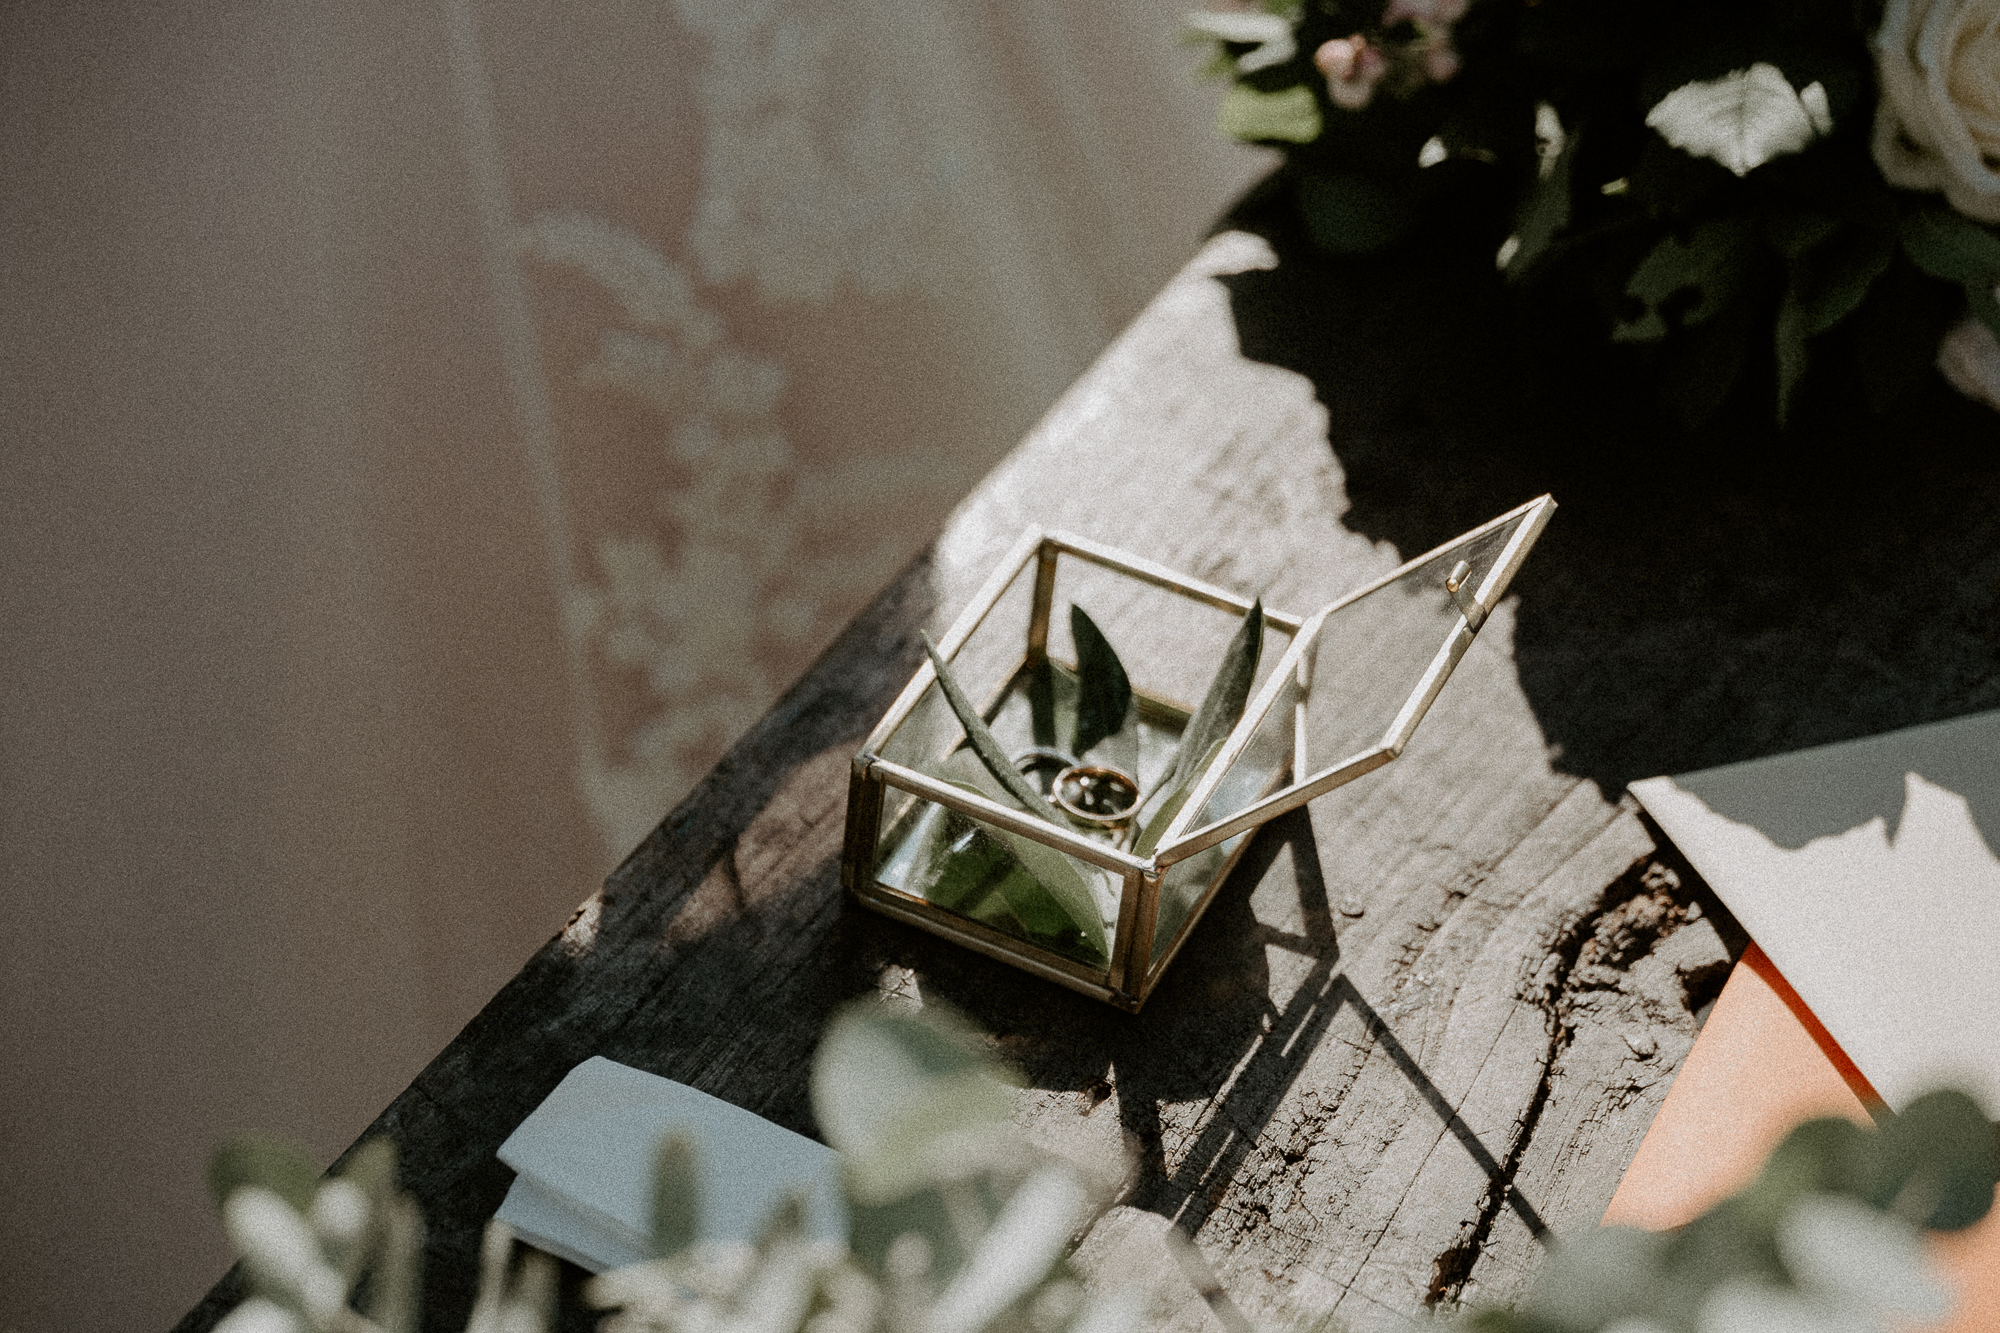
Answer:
xmin=173 ymin=219 xmax=2000 ymax=1333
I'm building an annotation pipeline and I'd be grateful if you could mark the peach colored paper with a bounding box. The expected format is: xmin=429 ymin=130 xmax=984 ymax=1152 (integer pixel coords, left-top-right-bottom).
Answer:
xmin=1604 ymin=945 xmax=1999 ymax=1331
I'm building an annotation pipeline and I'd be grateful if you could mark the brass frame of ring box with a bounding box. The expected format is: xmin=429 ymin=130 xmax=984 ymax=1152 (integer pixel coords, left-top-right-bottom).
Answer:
xmin=843 ymin=499 xmax=1555 ymax=1010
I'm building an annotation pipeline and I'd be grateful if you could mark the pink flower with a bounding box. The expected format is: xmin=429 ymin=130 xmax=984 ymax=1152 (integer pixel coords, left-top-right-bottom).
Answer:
xmin=1383 ymin=0 xmax=1468 ymax=26
xmin=1422 ymin=40 xmax=1461 ymax=82
xmin=1316 ymin=36 xmax=1390 ymax=110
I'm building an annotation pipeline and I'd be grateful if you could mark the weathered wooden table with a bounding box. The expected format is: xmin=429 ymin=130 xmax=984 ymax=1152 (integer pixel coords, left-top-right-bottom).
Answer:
xmin=176 ymin=221 xmax=2000 ymax=1333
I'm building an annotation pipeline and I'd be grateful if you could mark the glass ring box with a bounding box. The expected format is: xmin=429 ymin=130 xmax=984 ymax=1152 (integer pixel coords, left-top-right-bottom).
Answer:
xmin=841 ymin=495 xmax=1555 ymax=1011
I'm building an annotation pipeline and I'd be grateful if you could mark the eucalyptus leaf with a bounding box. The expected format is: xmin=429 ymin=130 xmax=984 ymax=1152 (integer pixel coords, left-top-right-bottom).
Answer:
xmin=650 ymin=1133 xmax=700 ymax=1258
xmin=918 ymin=819 xmax=1020 ymax=925
xmin=1969 ymin=281 xmax=2000 ymax=344
xmin=1218 ymin=84 xmax=1322 ymax=145
xmin=923 ymin=634 xmax=1061 ymax=820
xmin=1069 ymin=606 xmax=1132 ymax=759
xmin=1660 ymin=296 xmax=1756 ymax=430
xmin=1795 ymin=225 xmax=1896 ymax=336
xmin=1615 ymin=219 xmax=1756 ymax=342
xmin=927 ymin=751 xmax=1109 ymax=964
xmin=337 ymin=1137 xmax=399 ymax=1204
xmin=1132 ymin=738 xmax=1226 ymax=858
xmin=1899 ymin=208 xmax=2000 ymax=288
xmin=808 ymin=1004 xmax=1022 ymax=1206
xmin=1868 ymin=1088 xmax=1998 ymax=1231
xmin=209 ymin=1133 xmax=321 ymax=1212
xmin=1161 ymin=599 xmax=1263 ymax=798
xmin=1774 ymin=287 xmax=1810 ymax=426
xmin=1027 ymin=658 xmax=1058 ymax=749
xmin=364 ymin=1192 xmax=423 ymax=1333
xmin=1297 ymin=170 xmax=1414 ymax=254
xmin=1645 ymin=63 xmax=1830 ymax=178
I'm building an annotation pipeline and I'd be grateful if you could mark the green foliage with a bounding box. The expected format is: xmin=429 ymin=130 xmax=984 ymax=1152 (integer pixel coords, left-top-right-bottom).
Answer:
xmin=922 ymin=633 xmax=1063 ymax=819
xmin=589 ymin=1002 xmax=1127 ymax=1333
xmin=809 ymin=1003 xmax=1023 ymax=1210
xmin=1126 ymin=599 xmax=1263 ymax=856
xmin=1160 ymin=599 xmax=1263 ymax=800
xmin=210 ymin=1134 xmax=322 ymax=1213
xmin=1298 ymin=171 xmax=1416 ymax=255
xmin=1441 ymin=1089 xmax=2000 ymax=1333
xmin=1900 ymin=208 xmax=2000 ymax=290
xmin=1131 ymin=738 xmax=1226 ymax=858
xmin=1643 ymin=64 xmax=1830 ymax=179
xmin=905 ymin=599 xmax=1264 ymax=957
xmin=1191 ymin=0 xmax=2000 ymax=427
xmin=1902 ymin=208 xmax=2000 ymax=341
xmin=650 ymin=1134 xmax=699 ymax=1260
xmin=1219 ymin=84 xmax=1323 ymax=145
xmin=208 ymin=1134 xmax=465 ymax=1333
xmin=1615 ymin=219 xmax=1757 ymax=343
xmin=1069 ymin=607 xmax=1132 ymax=759
xmin=924 ymin=750 xmax=1110 ymax=964
xmin=206 ymin=1010 xmax=2000 ymax=1333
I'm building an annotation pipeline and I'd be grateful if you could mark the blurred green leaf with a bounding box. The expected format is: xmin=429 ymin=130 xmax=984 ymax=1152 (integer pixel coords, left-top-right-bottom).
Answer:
xmin=1297 ymin=171 xmax=1414 ymax=254
xmin=1615 ymin=218 xmax=1756 ymax=342
xmin=1741 ymin=1116 xmax=1875 ymax=1225
xmin=1869 ymin=1089 xmax=1999 ymax=1231
xmin=337 ymin=1138 xmax=398 ymax=1203
xmin=1900 ymin=209 xmax=2000 ymax=288
xmin=1503 ymin=128 xmax=1578 ymax=282
xmin=1219 ymin=84 xmax=1322 ymax=145
xmin=1969 ymin=282 xmax=2000 ymax=344
xmin=210 ymin=1134 xmax=320 ymax=1213
xmin=924 ymin=634 xmax=1062 ymax=820
xmin=1769 ymin=219 xmax=1895 ymax=425
xmin=1777 ymin=1192 xmax=1951 ymax=1324
xmin=1516 ymin=1226 xmax=1669 ymax=1331
xmin=1069 ymin=607 xmax=1132 ymax=759
xmin=810 ymin=1004 xmax=1023 ymax=1206
xmin=1644 ymin=63 xmax=1829 ymax=177
xmin=365 ymin=1193 xmax=424 ymax=1333
xmin=1659 ymin=297 xmax=1756 ymax=431
xmin=1774 ymin=287 xmax=1809 ymax=426
xmin=1027 ymin=658 xmax=1059 ymax=750
xmin=651 ymin=1132 xmax=700 ymax=1258
xmin=1767 ymin=214 xmax=1896 ymax=336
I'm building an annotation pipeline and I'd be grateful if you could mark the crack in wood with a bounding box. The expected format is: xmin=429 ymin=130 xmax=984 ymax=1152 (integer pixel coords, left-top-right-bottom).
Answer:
xmin=1425 ymin=852 xmax=1706 ymax=1307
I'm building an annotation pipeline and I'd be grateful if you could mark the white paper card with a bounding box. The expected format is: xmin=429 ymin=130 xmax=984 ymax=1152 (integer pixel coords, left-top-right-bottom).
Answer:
xmin=495 ymin=1056 xmax=847 ymax=1272
xmin=1631 ymin=709 xmax=2000 ymax=1114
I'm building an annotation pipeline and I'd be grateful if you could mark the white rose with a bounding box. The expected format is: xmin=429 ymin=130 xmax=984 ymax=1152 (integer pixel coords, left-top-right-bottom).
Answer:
xmin=1873 ymin=0 xmax=2000 ymax=222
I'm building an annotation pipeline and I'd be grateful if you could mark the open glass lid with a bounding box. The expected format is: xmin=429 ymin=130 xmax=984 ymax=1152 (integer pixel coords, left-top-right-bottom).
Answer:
xmin=1150 ymin=494 xmax=1556 ymax=867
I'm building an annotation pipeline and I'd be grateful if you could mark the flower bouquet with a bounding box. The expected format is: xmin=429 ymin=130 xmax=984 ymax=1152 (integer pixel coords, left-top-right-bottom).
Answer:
xmin=1191 ymin=0 xmax=2000 ymax=427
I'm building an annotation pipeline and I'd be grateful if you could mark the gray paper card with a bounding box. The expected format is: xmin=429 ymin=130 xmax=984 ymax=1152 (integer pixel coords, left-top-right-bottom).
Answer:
xmin=495 ymin=1056 xmax=847 ymax=1272
xmin=1631 ymin=709 xmax=2000 ymax=1114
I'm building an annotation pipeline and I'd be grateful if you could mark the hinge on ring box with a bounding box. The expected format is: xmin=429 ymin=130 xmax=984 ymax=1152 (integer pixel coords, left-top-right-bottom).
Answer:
xmin=1446 ymin=560 xmax=1486 ymax=632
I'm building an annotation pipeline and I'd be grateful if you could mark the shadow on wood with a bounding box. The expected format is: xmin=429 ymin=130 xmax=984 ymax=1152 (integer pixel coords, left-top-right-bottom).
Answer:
xmin=1217 ymin=194 xmax=2000 ymax=799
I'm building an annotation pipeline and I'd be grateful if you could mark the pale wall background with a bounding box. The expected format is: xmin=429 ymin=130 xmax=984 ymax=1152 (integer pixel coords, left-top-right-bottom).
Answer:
xmin=0 ymin=4 xmax=1262 ymax=1331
